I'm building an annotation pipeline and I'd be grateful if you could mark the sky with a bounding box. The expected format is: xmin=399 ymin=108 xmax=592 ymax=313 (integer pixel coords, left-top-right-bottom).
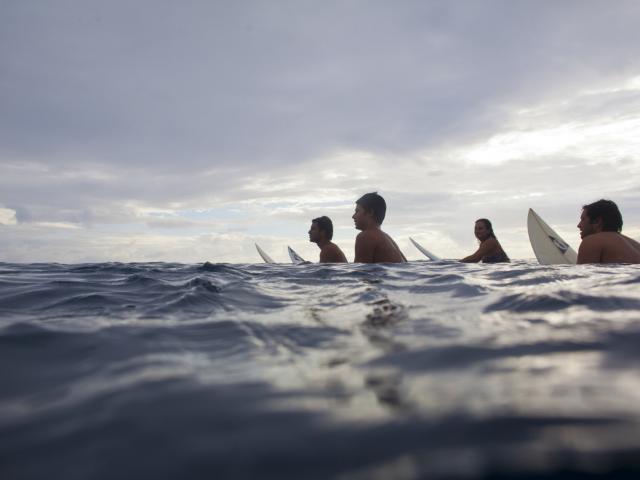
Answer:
xmin=1 ymin=0 xmax=640 ymax=263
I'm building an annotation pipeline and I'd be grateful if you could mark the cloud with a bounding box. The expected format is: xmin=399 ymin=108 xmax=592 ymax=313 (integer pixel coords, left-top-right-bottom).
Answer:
xmin=0 ymin=207 xmax=17 ymax=226
xmin=1 ymin=1 xmax=639 ymax=262
xmin=0 ymin=223 xmax=257 ymax=263
xmin=3 ymin=1 xmax=640 ymax=169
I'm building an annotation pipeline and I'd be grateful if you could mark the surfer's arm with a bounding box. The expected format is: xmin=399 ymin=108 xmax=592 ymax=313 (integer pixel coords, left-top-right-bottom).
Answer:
xmin=389 ymin=237 xmax=408 ymax=262
xmin=354 ymin=233 xmax=375 ymax=263
xmin=460 ymin=239 xmax=496 ymax=263
xmin=319 ymin=250 xmax=334 ymax=263
xmin=460 ymin=251 xmax=483 ymax=263
xmin=321 ymin=245 xmax=348 ymax=263
xmin=625 ymin=235 xmax=640 ymax=251
xmin=577 ymin=237 xmax=602 ymax=264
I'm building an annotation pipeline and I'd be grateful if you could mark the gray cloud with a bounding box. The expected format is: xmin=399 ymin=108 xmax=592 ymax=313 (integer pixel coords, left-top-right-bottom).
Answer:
xmin=3 ymin=1 xmax=640 ymax=170
xmin=1 ymin=1 xmax=640 ymax=262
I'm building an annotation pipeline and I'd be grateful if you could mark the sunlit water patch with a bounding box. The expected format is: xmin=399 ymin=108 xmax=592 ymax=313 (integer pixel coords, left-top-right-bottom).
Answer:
xmin=1 ymin=261 xmax=640 ymax=479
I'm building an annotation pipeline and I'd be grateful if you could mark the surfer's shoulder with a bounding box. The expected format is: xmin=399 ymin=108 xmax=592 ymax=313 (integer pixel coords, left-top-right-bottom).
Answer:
xmin=622 ymin=234 xmax=640 ymax=250
xmin=482 ymin=237 xmax=499 ymax=248
xmin=321 ymin=242 xmax=347 ymax=263
xmin=577 ymin=234 xmax=604 ymax=263
xmin=356 ymin=229 xmax=378 ymax=241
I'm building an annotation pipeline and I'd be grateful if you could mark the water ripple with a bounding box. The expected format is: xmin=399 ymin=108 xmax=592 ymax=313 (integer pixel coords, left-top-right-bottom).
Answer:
xmin=1 ymin=261 xmax=640 ymax=478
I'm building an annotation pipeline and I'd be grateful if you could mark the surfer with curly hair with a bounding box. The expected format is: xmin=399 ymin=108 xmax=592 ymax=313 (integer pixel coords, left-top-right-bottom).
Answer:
xmin=308 ymin=216 xmax=348 ymax=263
xmin=352 ymin=192 xmax=407 ymax=263
xmin=460 ymin=218 xmax=510 ymax=263
xmin=577 ymin=199 xmax=640 ymax=264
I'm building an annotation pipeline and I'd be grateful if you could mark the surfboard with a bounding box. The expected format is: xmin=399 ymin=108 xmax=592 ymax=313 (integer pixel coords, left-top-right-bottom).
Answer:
xmin=287 ymin=246 xmax=306 ymax=264
xmin=409 ymin=237 xmax=441 ymax=261
xmin=527 ymin=209 xmax=577 ymax=265
xmin=255 ymin=243 xmax=275 ymax=264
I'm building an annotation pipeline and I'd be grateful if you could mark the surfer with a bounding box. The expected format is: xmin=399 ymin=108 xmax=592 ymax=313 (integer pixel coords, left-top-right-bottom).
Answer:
xmin=308 ymin=216 xmax=348 ymax=263
xmin=352 ymin=192 xmax=407 ymax=263
xmin=577 ymin=199 xmax=640 ymax=264
xmin=460 ymin=218 xmax=510 ymax=263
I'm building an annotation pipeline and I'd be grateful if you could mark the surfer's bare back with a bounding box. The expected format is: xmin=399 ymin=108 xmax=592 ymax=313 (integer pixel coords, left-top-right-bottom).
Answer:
xmin=352 ymin=192 xmax=406 ymax=263
xmin=577 ymin=199 xmax=640 ymax=264
xmin=308 ymin=216 xmax=347 ymax=263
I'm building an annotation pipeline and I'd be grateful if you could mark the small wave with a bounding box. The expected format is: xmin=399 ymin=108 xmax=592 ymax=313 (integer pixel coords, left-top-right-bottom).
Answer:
xmin=425 ymin=273 xmax=466 ymax=284
xmin=198 ymin=262 xmax=253 ymax=280
xmin=484 ymin=267 xmax=537 ymax=280
xmin=599 ymin=329 xmax=640 ymax=368
xmin=485 ymin=290 xmax=640 ymax=313
xmin=2 ymin=261 xmax=640 ymax=479
xmin=47 ymin=293 xmax=124 ymax=310
xmin=368 ymin=339 xmax=604 ymax=372
xmin=122 ymin=273 xmax=164 ymax=287
xmin=451 ymin=283 xmax=488 ymax=297
xmin=621 ymin=273 xmax=640 ymax=285
xmin=241 ymin=321 xmax=348 ymax=353
xmin=152 ymin=290 xmax=224 ymax=314
xmin=182 ymin=276 xmax=222 ymax=293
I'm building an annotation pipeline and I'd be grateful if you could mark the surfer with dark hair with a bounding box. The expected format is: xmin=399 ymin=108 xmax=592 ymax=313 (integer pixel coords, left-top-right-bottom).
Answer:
xmin=460 ymin=218 xmax=510 ymax=263
xmin=309 ymin=216 xmax=348 ymax=263
xmin=577 ymin=199 xmax=640 ymax=264
xmin=352 ymin=192 xmax=407 ymax=263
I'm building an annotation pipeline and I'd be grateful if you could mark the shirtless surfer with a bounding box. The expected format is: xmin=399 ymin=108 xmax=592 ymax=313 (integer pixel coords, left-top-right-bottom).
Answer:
xmin=308 ymin=216 xmax=348 ymax=263
xmin=352 ymin=192 xmax=407 ymax=263
xmin=577 ymin=199 xmax=640 ymax=264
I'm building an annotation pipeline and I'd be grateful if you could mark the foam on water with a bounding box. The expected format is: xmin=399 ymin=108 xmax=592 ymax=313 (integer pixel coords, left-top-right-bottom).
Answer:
xmin=1 ymin=261 xmax=640 ymax=479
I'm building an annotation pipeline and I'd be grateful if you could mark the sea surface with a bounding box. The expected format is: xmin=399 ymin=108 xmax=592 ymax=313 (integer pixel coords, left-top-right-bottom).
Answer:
xmin=1 ymin=260 xmax=640 ymax=479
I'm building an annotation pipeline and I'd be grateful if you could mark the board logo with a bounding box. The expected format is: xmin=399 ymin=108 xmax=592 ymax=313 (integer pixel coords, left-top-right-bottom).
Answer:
xmin=548 ymin=235 xmax=569 ymax=253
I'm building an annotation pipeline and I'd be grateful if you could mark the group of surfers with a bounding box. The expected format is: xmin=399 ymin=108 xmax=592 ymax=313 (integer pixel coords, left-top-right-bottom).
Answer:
xmin=308 ymin=192 xmax=640 ymax=265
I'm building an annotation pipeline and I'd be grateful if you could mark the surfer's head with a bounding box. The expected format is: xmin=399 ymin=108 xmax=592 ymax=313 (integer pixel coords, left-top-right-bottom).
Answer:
xmin=579 ymin=199 xmax=622 ymax=237
xmin=475 ymin=219 xmax=496 ymax=241
xmin=309 ymin=216 xmax=333 ymax=242
xmin=353 ymin=192 xmax=386 ymax=229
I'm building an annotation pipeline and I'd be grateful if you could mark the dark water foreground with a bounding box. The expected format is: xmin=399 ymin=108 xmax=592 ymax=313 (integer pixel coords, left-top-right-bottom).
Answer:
xmin=1 ymin=260 xmax=640 ymax=479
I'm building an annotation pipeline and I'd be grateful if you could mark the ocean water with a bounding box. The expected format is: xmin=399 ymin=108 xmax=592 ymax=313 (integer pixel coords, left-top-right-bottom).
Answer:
xmin=1 ymin=260 xmax=640 ymax=479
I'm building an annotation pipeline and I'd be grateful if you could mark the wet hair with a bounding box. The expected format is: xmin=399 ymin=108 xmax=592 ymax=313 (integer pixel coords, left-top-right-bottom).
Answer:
xmin=312 ymin=216 xmax=333 ymax=240
xmin=476 ymin=218 xmax=496 ymax=239
xmin=356 ymin=192 xmax=386 ymax=225
xmin=582 ymin=199 xmax=623 ymax=232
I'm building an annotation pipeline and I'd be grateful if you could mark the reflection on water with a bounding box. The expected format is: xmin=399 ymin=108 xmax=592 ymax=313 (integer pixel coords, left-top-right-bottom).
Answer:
xmin=1 ymin=260 xmax=640 ymax=478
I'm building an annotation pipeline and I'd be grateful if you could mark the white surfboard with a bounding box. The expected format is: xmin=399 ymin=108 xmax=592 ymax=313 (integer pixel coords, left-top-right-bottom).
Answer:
xmin=527 ymin=209 xmax=577 ymax=265
xmin=287 ymin=246 xmax=306 ymax=264
xmin=409 ymin=237 xmax=441 ymax=261
xmin=255 ymin=243 xmax=275 ymax=264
